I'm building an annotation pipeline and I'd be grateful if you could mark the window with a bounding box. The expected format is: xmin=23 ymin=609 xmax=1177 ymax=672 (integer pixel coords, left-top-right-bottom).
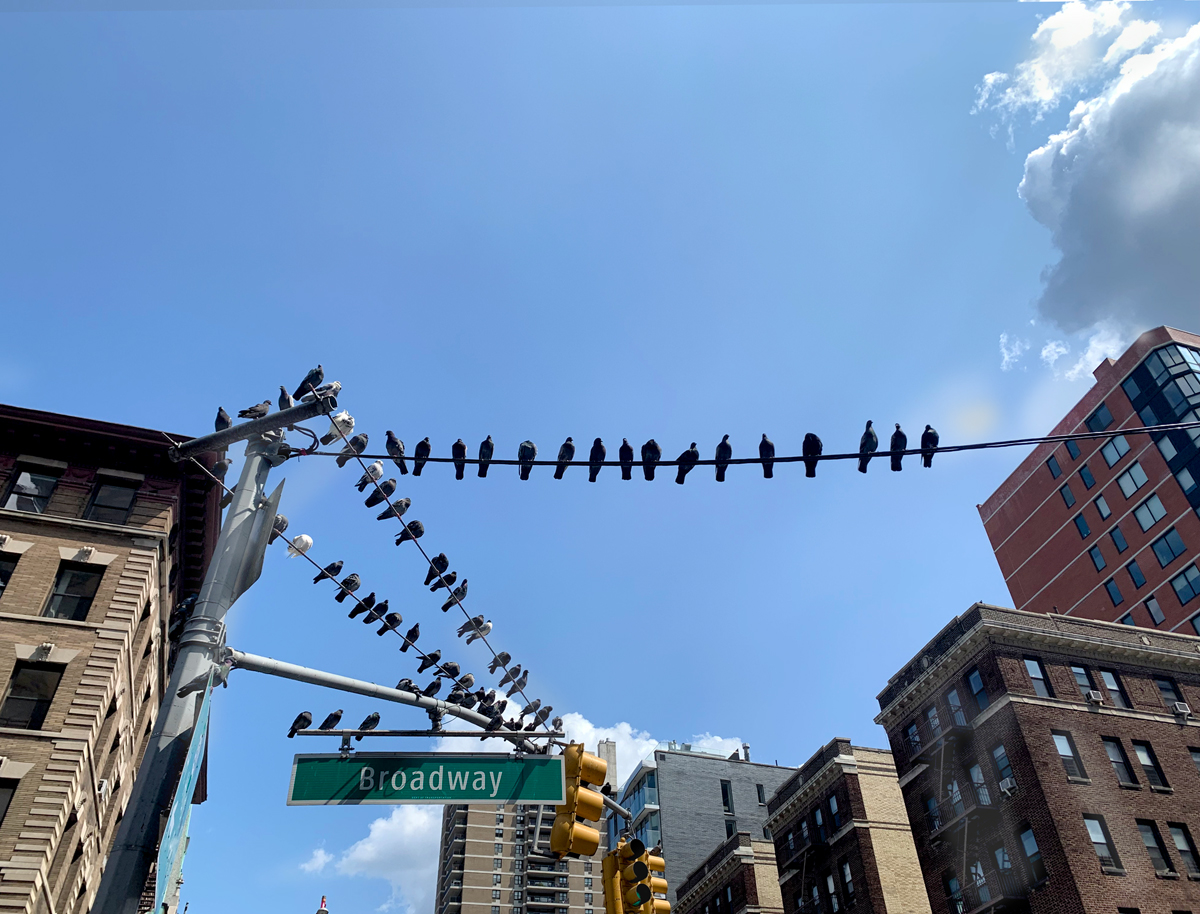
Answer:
xmin=1118 ymin=463 xmax=1150 ymax=498
xmin=924 ymin=795 xmax=941 ymax=831
xmin=1020 ymin=827 xmax=1046 ymax=882
xmin=1120 ymin=613 xmax=1135 ymax=625
xmin=1105 ymin=579 xmax=1125 ymax=607
xmin=0 ymin=555 xmax=17 ymax=600
xmin=1135 ymin=494 xmax=1167 ymax=531
xmin=1179 ymin=467 xmax=1198 ymax=495
xmin=1160 ymin=434 xmax=1179 ymax=462
xmin=1075 ymin=515 xmax=1091 ymax=538
xmin=1173 ymin=565 xmax=1200 ymax=606
xmin=1047 ymin=455 xmax=1062 ymax=479
xmin=904 ymin=721 xmax=921 ymax=752
xmin=1088 ymin=403 xmax=1114 ymax=432
xmin=1147 ymin=596 xmax=1166 ymax=625
xmin=720 ymin=780 xmax=734 ymax=815
xmin=926 ymin=705 xmax=942 ymax=737
xmin=825 ymin=874 xmax=839 ymax=913
xmin=492 ymin=907 xmax=500 ymax=914
xmin=944 ymin=875 xmax=962 ymax=914
xmin=84 ymin=480 xmax=139 ymax=524
xmin=583 ymin=863 xmax=591 ymax=874
xmin=1071 ymin=665 xmax=1094 ymax=697
xmin=494 ymin=859 xmax=503 ymax=870
xmin=494 ymin=875 xmax=503 ymax=886
xmin=1138 ymin=820 xmax=1174 ymax=874
xmin=967 ymin=669 xmax=989 ymax=710
xmin=1122 ymin=375 xmax=1142 ymax=401
xmin=1090 ymin=546 xmax=1107 ymax=572
xmin=43 ymin=563 xmax=103 ymax=622
xmin=1102 ymin=435 xmax=1131 ymax=467
xmin=1066 ymin=439 xmax=1081 ymax=459
xmin=497 ymin=814 xmax=505 ymax=824
xmin=1103 ymin=738 xmax=1137 ymax=785
xmin=762 ymin=826 xmax=771 ymax=840
xmin=493 ymin=891 xmax=502 ymax=900
xmin=0 ymin=779 xmax=17 ymax=827
xmin=1169 ymin=824 xmax=1200 ymax=877
xmin=756 ymin=784 xmax=766 ymax=805
xmin=947 ymin=688 xmax=966 ymax=726
xmin=1025 ymin=658 xmax=1052 ymax=698
xmin=1060 ymin=484 xmax=1076 ymax=507
xmin=829 ymin=794 xmax=842 ymax=829
xmin=725 ymin=819 xmax=736 ymax=839
xmin=1080 ymin=465 xmax=1096 ymax=489
xmin=2 ymin=467 xmax=59 ymax=513
xmin=584 ymin=878 xmax=591 ymax=888
xmin=969 ymin=763 xmax=990 ymax=805
xmin=1156 ymin=678 xmax=1183 ymax=708
xmin=495 ymin=844 xmax=504 ymax=854
xmin=1084 ymin=815 xmax=1121 ymax=870
xmin=1153 ymin=529 xmax=1188 ymax=568
xmin=1112 ymin=526 xmax=1130 ymax=553
xmin=496 ymin=828 xmax=504 ymax=837
xmin=1133 ymin=741 xmax=1168 ymax=788
xmin=815 ymin=808 xmax=826 ymax=841
xmin=1127 ymin=560 xmax=1147 ymax=588
xmin=1053 ymin=731 xmax=1086 ymax=779
xmin=0 ymin=662 xmax=64 ymax=729
xmin=1095 ymin=495 xmax=1112 ymax=519
xmin=992 ymin=744 xmax=1013 ymax=781
xmin=584 ymin=894 xmax=592 ymax=905
xmin=841 ymin=860 xmax=854 ymax=897
xmin=1100 ymin=670 xmax=1129 ymax=707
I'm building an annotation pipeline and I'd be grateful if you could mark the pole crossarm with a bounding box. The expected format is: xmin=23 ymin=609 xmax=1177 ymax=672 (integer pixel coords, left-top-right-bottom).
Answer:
xmin=169 ymin=395 xmax=338 ymax=462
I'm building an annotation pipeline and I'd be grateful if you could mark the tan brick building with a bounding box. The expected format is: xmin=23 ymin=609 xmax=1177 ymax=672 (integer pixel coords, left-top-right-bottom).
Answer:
xmin=0 ymin=404 xmax=218 ymax=914
xmin=675 ymin=832 xmax=783 ymax=914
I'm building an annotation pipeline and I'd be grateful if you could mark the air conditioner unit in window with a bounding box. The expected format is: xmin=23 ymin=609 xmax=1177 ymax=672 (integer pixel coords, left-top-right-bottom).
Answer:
xmin=1086 ymin=690 xmax=1104 ymax=705
xmin=998 ymin=777 xmax=1017 ymax=797
xmin=1175 ymin=702 xmax=1192 ymax=717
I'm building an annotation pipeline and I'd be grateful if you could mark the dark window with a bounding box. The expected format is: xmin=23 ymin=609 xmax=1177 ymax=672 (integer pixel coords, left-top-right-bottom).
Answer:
xmin=1065 ymin=439 xmax=1081 ymax=460
xmin=1147 ymin=596 xmax=1166 ymax=625
xmin=1084 ymin=815 xmax=1121 ymax=870
xmin=756 ymin=784 xmax=766 ymax=805
xmin=0 ymin=662 xmax=64 ymax=730
xmin=905 ymin=722 xmax=921 ymax=753
xmin=1088 ymin=404 xmax=1114 ymax=432
xmin=1095 ymin=495 xmax=1112 ymax=519
xmin=1140 ymin=404 xmax=1160 ymax=426
xmin=967 ymin=669 xmax=989 ymax=711
xmin=1090 ymin=546 xmax=1107 ymax=571
xmin=1020 ymin=827 xmax=1047 ymax=882
xmin=829 ymin=794 xmax=842 ymax=829
xmin=1060 ymin=483 xmax=1076 ymax=507
xmin=1102 ymin=435 xmax=1131 ymax=468
xmin=1100 ymin=670 xmax=1129 ymax=708
xmin=1153 ymin=529 xmax=1187 ymax=568
xmin=1103 ymin=738 xmax=1137 ymax=785
xmin=1155 ymin=678 xmax=1183 ymax=708
xmin=1118 ymin=463 xmax=1149 ymax=498
xmin=1047 ymin=456 xmax=1062 ymax=479
xmin=1127 ymin=560 xmax=1147 ymax=588
xmin=1080 ymin=465 xmax=1096 ymax=489
xmin=1133 ymin=741 xmax=1168 ymax=788
xmin=1112 ymin=526 xmax=1129 ymax=553
xmin=1072 ymin=665 xmax=1094 ymax=697
xmin=1106 ymin=579 xmax=1125 ymax=607
xmin=1122 ymin=375 xmax=1141 ymax=401
xmin=0 ymin=779 xmax=16 ymax=826
xmin=924 ymin=795 xmax=941 ymax=831
xmin=1172 ymin=565 xmax=1200 ymax=606
xmin=947 ymin=689 xmax=967 ymax=726
xmin=1134 ymin=494 xmax=1166 ymax=531
xmin=1075 ymin=515 xmax=1091 ymax=538
xmin=1024 ymin=658 xmax=1052 ymax=698
xmin=1169 ymin=824 xmax=1200 ymax=877
xmin=1191 ymin=748 xmax=1200 ymax=776
xmin=83 ymin=481 xmax=139 ymax=524
xmin=43 ymin=563 xmax=104 ymax=622
xmin=1119 ymin=613 xmax=1135 ymax=625
xmin=720 ymin=780 xmax=733 ymax=815
xmin=814 ymin=807 xmax=826 ymax=841
xmin=0 ymin=555 xmax=17 ymax=599
xmin=992 ymin=744 xmax=1013 ymax=780
xmin=841 ymin=860 xmax=854 ymax=897
xmin=1179 ymin=466 xmax=1198 ymax=495
xmin=1138 ymin=820 xmax=1174 ymax=874
xmin=2 ymin=468 xmax=60 ymax=513
xmin=926 ymin=705 xmax=942 ymax=737
xmin=725 ymin=819 xmax=736 ymax=839
xmin=1053 ymin=731 xmax=1086 ymax=779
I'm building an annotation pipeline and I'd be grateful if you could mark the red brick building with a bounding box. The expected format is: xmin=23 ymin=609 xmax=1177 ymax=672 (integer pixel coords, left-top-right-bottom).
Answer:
xmin=979 ymin=326 xmax=1200 ymax=630
xmin=675 ymin=831 xmax=783 ymax=914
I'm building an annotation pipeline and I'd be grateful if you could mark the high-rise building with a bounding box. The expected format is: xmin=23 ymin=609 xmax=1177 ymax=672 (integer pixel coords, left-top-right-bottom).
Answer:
xmin=877 ymin=601 xmax=1200 ymax=914
xmin=675 ymin=831 xmax=783 ymax=914
xmin=0 ymin=403 xmax=219 ymax=913
xmin=980 ymin=325 xmax=1200 ymax=629
xmin=764 ymin=738 xmax=930 ymax=914
xmin=605 ymin=743 xmax=794 ymax=903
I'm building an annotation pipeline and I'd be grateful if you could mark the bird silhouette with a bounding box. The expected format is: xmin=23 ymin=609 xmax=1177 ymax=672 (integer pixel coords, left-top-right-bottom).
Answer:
xmin=458 ymin=615 xmax=486 ymax=637
xmin=498 ymin=664 xmax=522 ymax=687
xmin=238 ymin=400 xmax=270 ymax=420
xmin=268 ymin=514 xmax=288 ymax=544
xmin=386 ymin=431 xmax=408 ymax=475
xmin=506 ymin=670 xmax=529 ymax=697
xmin=452 ymin=439 xmax=467 ymax=480
xmin=588 ymin=438 xmax=606 ymax=482
xmin=715 ymin=435 xmax=732 ymax=482
xmin=890 ymin=424 xmax=907 ymax=472
xmin=395 ymin=678 xmax=415 ymax=693
xmin=466 ymin=622 xmax=492 ymax=645
xmin=333 ymin=574 xmax=361 ymax=604
xmin=400 ymin=623 xmax=420 ymax=653
xmin=441 ymin=580 xmax=467 ymax=612
xmin=921 ymin=425 xmax=940 ymax=468
xmin=759 ymin=434 xmax=775 ymax=479
xmin=321 ymin=411 xmax=354 ymax=446
xmin=478 ymin=436 xmax=494 ymax=478
xmin=439 ymin=661 xmax=461 ymax=680
xmin=554 ymin=438 xmax=575 ymax=479
xmin=317 ymin=710 xmax=343 ymax=730
xmin=421 ymin=679 xmax=442 ymax=697
xmin=293 ymin=365 xmax=324 ymax=399
xmin=858 ymin=421 xmax=878 ymax=474
xmin=278 ymin=386 xmax=294 ymax=412
xmin=361 ymin=599 xmax=386 ymax=625
xmin=337 ymin=434 xmax=369 ymax=468
xmin=518 ymin=440 xmax=537 ymax=481
xmin=347 ymin=592 xmax=376 ymax=619
xmin=641 ymin=439 xmax=662 ymax=481
xmin=417 ymin=651 xmax=442 ymax=674
xmin=313 ymin=560 xmax=343 ymax=584
xmin=619 ymin=439 xmax=635 ymax=480
xmin=520 ymin=699 xmax=541 ymax=718
xmin=288 ymin=711 xmax=312 ymax=738
xmin=413 ymin=438 xmax=431 ymax=476
xmin=459 ymin=673 xmax=476 ymax=690
xmin=395 ymin=520 xmax=424 ymax=544
xmin=551 ymin=716 xmax=563 ymax=731
xmin=430 ymin=571 xmax=457 ymax=593
xmin=355 ymin=461 xmax=384 ymax=492
xmin=211 ymin=458 xmax=231 ymax=480
xmin=675 ymin=443 xmax=699 ymax=485
xmin=802 ymin=433 xmax=823 ymax=478
xmin=376 ymin=498 xmax=411 ymax=521
xmin=424 ymin=554 xmax=449 ymax=586
xmin=377 ymin=612 xmax=403 ymax=636
xmin=215 ymin=407 xmax=232 ymax=432
xmin=355 ymin=711 xmax=380 ymax=741
xmin=488 ymin=652 xmax=511 ymax=675
xmin=364 ymin=478 xmax=397 ymax=508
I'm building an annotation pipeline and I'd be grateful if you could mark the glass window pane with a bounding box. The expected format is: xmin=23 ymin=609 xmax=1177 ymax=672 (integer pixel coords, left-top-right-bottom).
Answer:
xmin=43 ymin=563 xmax=104 ymax=622
xmin=1047 ymin=456 xmax=1062 ymax=479
xmin=1075 ymin=515 xmax=1091 ymax=538
xmin=1089 ymin=547 xmax=1106 ymax=572
xmin=85 ymin=482 xmax=138 ymax=524
xmin=1087 ymin=404 xmax=1114 ymax=433
xmin=1135 ymin=494 xmax=1166 ymax=532
xmin=1095 ymin=495 xmax=1112 ymax=519
xmin=1172 ymin=566 xmax=1200 ymax=605
xmin=1111 ymin=527 xmax=1129 ymax=553
xmin=1147 ymin=597 xmax=1165 ymax=625
xmin=1060 ymin=484 xmax=1076 ymax=507
xmin=1066 ymin=440 xmax=1081 ymax=459
xmin=1105 ymin=579 xmax=1124 ymax=606
xmin=0 ymin=662 xmax=64 ymax=730
xmin=0 ymin=556 xmax=17 ymax=599
xmin=1127 ymin=560 xmax=1146 ymax=588
xmin=2 ymin=470 xmax=59 ymax=513
xmin=1080 ymin=466 xmax=1096 ymax=489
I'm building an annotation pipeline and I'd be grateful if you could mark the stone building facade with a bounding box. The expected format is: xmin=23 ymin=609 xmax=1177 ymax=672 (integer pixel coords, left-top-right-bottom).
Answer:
xmin=675 ymin=832 xmax=783 ymax=914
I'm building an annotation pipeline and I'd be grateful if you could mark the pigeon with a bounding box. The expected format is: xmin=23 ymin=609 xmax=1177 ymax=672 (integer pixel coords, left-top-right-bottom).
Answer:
xmin=441 ymin=580 xmax=467 ymax=612
xmin=361 ymin=598 xmax=386 ymax=625
xmin=337 ymin=434 xmax=369 ymax=468
xmin=321 ymin=411 xmax=355 ymax=446
xmin=313 ymin=560 xmax=343 ymax=584
xmin=458 ymin=673 xmax=476 ymax=690
xmin=347 ymin=592 xmax=376 ymax=619
xmin=759 ymin=434 xmax=775 ymax=479
xmin=432 ymin=571 xmax=458 ymax=593
xmin=286 ymin=535 xmax=312 ymax=558
xmin=554 ymin=438 xmax=575 ymax=479
xmin=400 ymin=623 xmax=420 ymax=653
xmin=278 ymin=386 xmax=294 ymax=412
xmin=551 ymin=716 xmax=563 ymax=731
xmin=268 ymin=513 xmax=289 ymax=544
xmin=293 ymin=365 xmax=324 ymax=399
xmin=675 ymin=443 xmax=699 ymax=485
xmin=417 ymin=651 xmax=442 ymax=674
xmin=220 ymin=489 xmax=235 ymax=509
xmin=506 ymin=670 xmax=529 ymax=697
xmin=483 ymin=716 xmax=504 ymax=737
xmin=890 ymin=423 xmax=907 ymax=472
xmin=386 ymin=431 xmax=408 ymax=474
xmin=619 ymin=438 xmax=634 ymax=480
xmin=518 ymin=440 xmax=537 ymax=481
xmin=460 ymin=691 xmax=479 ymax=710
xmin=355 ymin=461 xmax=384 ymax=492
xmin=317 ymin=710 xmax=343 ymax=730
xmin=478 ymin=436 xmax=494 ymax=478
xmin=424 ymin=554 xmax=450 ymax=586
xmin=395 ymin=520 xmax=424 ymax=545
xmin=364 ymin=478 xmax=397 ymax=508
xmin=458 ymin=615 xmax=486 ymax=637
xmin=395 ymin=678 xmax=415 ymax=692
xmin=520 ymin=699 xmax=541 ymax=718
xmin=921 ymin=425 xmax=940 ymax=468
xmin=376 ymin=498 xmax=411 ymax=521
xmin=288 ymin=711 xmax=312 ymax=738
xmin=447 ymin=688 xmax=466 ymax=706
xmin=215 ymin=407 xmax=232 ymax=432
xmin=334 ymin=574 xmax=361 ymax=603
xmin=377 ymin=612 xmax=404 ymax=636
xmin=488 ymin=652 xmax=511 ymax=675
xmin=354 ymin=711 xmax=380 ymax=741
xmin=715 ymin=435 xmax=732 ymax=482
xmin=302 ymin=381 xmax=341 ymax=403
xmin=492 ymin=699 xmax=508 ymax=718
xmin=534 ymin=706 xmax=552 ymax=724
xmin=465 ymin=621 xmax=492 ymax=645
xmin=422 ymin=679 xmax=442 ymax=697
xmin=439 ymin=661 xmax=461 ymax=680
xmin=588 ymin=438 xmax=606 ymax=482
xmin=858 ymin=421 xmax=878 ymax=474
xmin=641 ymin=439 xmax=662 ymax=481
xmin=802 ymin=433 xmax=823 ymax=478
xmin=498 ymin=664 xmax=522 ymax=687
xmin=238 ymin=400 xmax=271 ymax=420
xmin=413 ymin=437 xmax=431 ymax=476
xmin=211 ymin=458 xmax=231 ymax=480
xmin=452 ymin=439 xmax=467 ymax=480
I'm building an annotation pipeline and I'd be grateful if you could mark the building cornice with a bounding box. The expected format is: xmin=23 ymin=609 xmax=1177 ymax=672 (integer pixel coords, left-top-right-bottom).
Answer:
xmin=765 ymin=755 xmax=854 ymax=831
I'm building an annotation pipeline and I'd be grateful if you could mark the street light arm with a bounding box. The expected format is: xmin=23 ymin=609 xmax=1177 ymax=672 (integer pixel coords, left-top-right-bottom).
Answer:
xmin=169 ymin=395 xmax=337 ymax=461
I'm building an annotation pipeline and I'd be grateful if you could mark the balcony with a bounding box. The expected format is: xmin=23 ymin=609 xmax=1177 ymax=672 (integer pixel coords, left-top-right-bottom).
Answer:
xmin=947 ymin=870 xmax=1029 ymax=914
xmin=775 ymin=833 xmax=829 ymax=877
xmin=898 ymin=713 xmax=972 ymax=771
xmin=928 ymin=781 xmax=1002 ymax=843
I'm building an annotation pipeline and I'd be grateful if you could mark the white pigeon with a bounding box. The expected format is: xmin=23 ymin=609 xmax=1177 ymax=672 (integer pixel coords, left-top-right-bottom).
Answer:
xmin=465 ymin=621 xmax=493 ymax=645
xmin=286 ymin=534 xmax=313 ymax=557
xmin=302 ymin=380 xmax=343 ymax=403
xmin=355 ymin=461 xmax=384 ymax=492
xmin=320 ymin=410 xmax=355 ymax=446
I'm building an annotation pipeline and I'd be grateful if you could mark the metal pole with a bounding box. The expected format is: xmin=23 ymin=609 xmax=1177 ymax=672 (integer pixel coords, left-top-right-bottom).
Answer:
xmin=93 ymin=432 xmax=287 ymax=914
xmin=168 ymin=396 xmax=335 ymax=462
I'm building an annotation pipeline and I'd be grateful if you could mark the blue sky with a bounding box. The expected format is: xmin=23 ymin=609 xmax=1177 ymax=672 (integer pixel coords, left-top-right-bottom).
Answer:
xmin=2 ymin=1 xmax=1198 ymax=911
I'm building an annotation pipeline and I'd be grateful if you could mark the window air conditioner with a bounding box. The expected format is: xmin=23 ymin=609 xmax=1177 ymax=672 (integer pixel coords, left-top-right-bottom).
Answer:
xmin=1086 ymin=690 xmax=1104 ymax=705
xmin=998 ymin=777 xmax=1017 ymax=797
xmin=1174 ymin=702 xmax=1192 ymax=717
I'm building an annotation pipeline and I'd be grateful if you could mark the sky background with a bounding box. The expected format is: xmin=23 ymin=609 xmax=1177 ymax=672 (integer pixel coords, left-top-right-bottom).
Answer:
xmin=1 ymin=1 xmax=1198 ymax=911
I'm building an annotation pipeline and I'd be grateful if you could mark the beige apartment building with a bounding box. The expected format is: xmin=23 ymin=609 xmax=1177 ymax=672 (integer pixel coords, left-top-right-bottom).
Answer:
xmin=0 ymin=404 xmax=219 ymax=914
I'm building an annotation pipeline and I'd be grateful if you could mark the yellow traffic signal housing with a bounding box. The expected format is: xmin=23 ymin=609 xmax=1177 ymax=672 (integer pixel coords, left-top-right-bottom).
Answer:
xmin=602 ymin=850 xmax=624 ymax=914
xmin=646 ymin=853 xmax=671 ymax=914
xmin=617 ymin=839 xmax=651 ymax=909
xmin=550 ymin=743 xmax=608 ymax=857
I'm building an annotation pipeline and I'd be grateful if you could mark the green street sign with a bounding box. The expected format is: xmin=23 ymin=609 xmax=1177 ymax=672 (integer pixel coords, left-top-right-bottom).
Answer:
xmin=287 ymin=753 xmax=566 ymax=806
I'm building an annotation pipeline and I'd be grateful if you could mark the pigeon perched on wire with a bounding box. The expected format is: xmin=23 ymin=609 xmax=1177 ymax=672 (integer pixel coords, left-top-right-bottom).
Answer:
xmin=520 ymin=699 xmax=541 ymax=718
xmin=506 ymin=670 xmax=529 ymax=697
xmin=921 ymin=425 xmax=939 ymax=468
xmin=482 ymin=716 xmax=504 ymax=737
xmin=890 ymin=424 xmax=907 ymax=472
xmin=286 ymin=535 xmax=313 ymax=558
xmin=554 ymin=438 xmax=575 ymax=479
xmin=432 ymin=571 xmax=458 ymax=593
xmin=395 ymin=520 xmax=424 ymax=545
xmin=460 ymin=690 xmax=479 ymax=710
xmin=293 ymin=365 xmax=324 ymax=399
xmin=337 ymin=434 xmax=369 ymax=468
xmin=268 ymin=513 xmax=289 ymax=544
xmin=441 ymin=580 xmax=467 ymax=612
xmin=422 ymin=679 xmax=442 ymax=697
xmin=376 ymin=497 xmax=411 ymax=521
xmin=551 ymin=716 xmax=563 ymax=731
xmin=288 ymin=711 xmax=312 ymax=738
xmin=347 ymin=592 xmax=376 ymax=619
xmin=355 ymin=461 xmax=384 ymax=492
xmin=417 ymin=651 xmax=442 ymax=674
xmin=641 ymin=440 xmax=662 ymax=481
xmin=458 ymin=673 xmax=476 ymax=690
xmin=675 ymin=443 xmax=699 ymax=485
xmin=413 ymin=438 xmax=431 ymax=476
xmin=452 ymin=439 xmax=467 ymax=480
xmin=211 ymin=458 xmax=231 ymax=480
xmin=313 ymin=560 xmax=343 ymax=584
xmin=447 ymin=688 xmax=466 ymax=706
xmin=354 ymin=711 xmax=380 ymax=741
xmin=278 ymin=386 xmax=294 ymax=412
xmin=518 ymin=440 xmax=537 ymax=481
xmin=439 ymin=661 xmax=461 ymax=680
xmin=588 ymin=438 xmax=606 ymax=482
xmin=317 ymin=710 xmax=343 ymax=730
xmin=759 ymin=434 xmax=775 ymax=479
xmin=321 ymin=411 xmax=355 ymax=446
xmin=715 ymin=435 xmax=732 ymax=482
xmin=858 ymin=421 xmax=878 ymax=474
xmin=478 ymin=436 xmax=494 ymax=478
xmin=619 ymin=439 xmax=634 ymax=480
xmin=239 ymin=400 xmax=271 ymax=420
xmin=302 ymin=381 xmax=341 ymax=403
xmin=396 ymin=678 xmax=415 ymax=692
xmin=424 ymin=554 xmax=450 ymax=586
xmin=334 ymin=574 xmax=361 ymax=603
xmin=360 ymin=598 xmax=386 ymax=625
xmin=488 ymin=652 xmax=511 ymax=675
xmin=377 ymin=612 xmax=404 ymax=636
xmin=534 ymin=706 xmax=552 ymax=725
xmin=466 ymin=621 xmax=492 ymax=645
xmin=364 ymin=478 xmax=397 ymax=508
xmin=215 ymin=407 xmax=232 ymax=432
xmin=458 ymin=615 xmax=486 ymax=637
xmin=802 ymin=433 xmax=823 ymax=478
xmin=400 ymin=623 xmax=420 ymax=652
xmin=386 ymin=431 xmax=408 ymax=474
xmin=498 ymin=664 xmax=522 ymax=687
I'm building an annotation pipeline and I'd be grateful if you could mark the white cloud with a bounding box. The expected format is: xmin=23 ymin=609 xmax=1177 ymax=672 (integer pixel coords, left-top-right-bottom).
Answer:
xmin=999 ymin=333 xmax=1030 ymax=371
xmin=335 ymin=805 xmax=442 ymax=913
xmin=300 ymin=848 xmax=333 ymax=874
xmin=1037 ymin=324 xmax=1128 ymax=382
xmin=1040 ymin=339 xmax=1069 ymax=368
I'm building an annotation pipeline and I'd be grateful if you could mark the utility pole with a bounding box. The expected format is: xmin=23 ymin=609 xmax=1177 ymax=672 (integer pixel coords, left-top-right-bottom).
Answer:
xmin=93 ymin=396 xmax=334 ymax=914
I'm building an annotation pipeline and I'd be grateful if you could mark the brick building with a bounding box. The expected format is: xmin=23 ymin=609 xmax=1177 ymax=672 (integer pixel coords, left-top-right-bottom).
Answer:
xmin=0 ymin=404 xmax=219 ymax=914
xmin=763 ymin=738 xmax=929 ymax=914
xmin=675 ymin=832 xmax=783 ymax=914
xmin=980 ymin=325 xmax=1200 ymax=630
xmin=877 ymin=602 xmax=1200 ymax=914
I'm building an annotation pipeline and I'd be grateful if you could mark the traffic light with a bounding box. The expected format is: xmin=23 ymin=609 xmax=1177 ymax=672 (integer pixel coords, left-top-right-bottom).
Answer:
xmin=550 ymin=743 xmax=607 ymax=857
xmin=646 ymin=850 xmax=671 ymax=914
xmin=617 ymin=839 xmax=651 ymax=911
